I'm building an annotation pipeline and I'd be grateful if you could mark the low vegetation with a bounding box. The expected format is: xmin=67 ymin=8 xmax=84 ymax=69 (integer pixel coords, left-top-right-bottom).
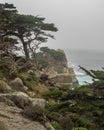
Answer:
xmin=23 ymin=105 xmax=47 ymax=123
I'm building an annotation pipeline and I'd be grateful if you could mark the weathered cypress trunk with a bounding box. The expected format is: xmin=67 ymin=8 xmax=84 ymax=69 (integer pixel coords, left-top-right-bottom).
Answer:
xmin=23 ymin=42 xmax=29 ymax=59
xmin=20 ymin=37 xmax=29 ymax=59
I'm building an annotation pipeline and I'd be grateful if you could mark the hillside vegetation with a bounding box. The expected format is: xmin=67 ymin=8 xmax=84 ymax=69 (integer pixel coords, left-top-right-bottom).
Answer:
xmin=0 ymin=2 xmax=104 ymax=130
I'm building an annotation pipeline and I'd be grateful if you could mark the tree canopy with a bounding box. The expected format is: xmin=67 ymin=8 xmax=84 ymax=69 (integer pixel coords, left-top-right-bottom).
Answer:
xmin=0 ymin=3 xmax=58 ymax=59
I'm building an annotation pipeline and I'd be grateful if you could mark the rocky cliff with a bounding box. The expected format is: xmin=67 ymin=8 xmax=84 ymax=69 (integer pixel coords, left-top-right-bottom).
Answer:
xmin=37 ymin=47 xmax=78 ymax=87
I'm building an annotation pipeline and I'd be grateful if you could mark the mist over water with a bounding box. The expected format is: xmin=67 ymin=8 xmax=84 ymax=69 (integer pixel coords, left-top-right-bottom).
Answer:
xmin=65 ymin=49 xmax=104 ymax=85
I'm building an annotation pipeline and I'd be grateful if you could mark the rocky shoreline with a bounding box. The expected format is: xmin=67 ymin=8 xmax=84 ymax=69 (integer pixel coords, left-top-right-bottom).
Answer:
xmin=0 ymin=48 xmax=78 ymax=130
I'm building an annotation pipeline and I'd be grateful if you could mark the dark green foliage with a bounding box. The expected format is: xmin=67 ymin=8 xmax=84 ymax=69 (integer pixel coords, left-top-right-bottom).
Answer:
xmin=37 ymin=47 xmax=67 ymax=72
xmin=12 ymin=13 xmax=57 ymax=58
xmin=18 ymin=72 xmax=39 ymax=91
xmin=40 ymin=47 xmax=66 ymax=61
xmin=48 ymin=111 xmax=74 ymax=130
xmin=0 ymin=3 xmax=58 ymax=59
xmin=46 ymin=102 xmax=69 ymax=113
xmin=0 ymin=3 xmax=17 ymax=25
xmin=51 ymin=121 xmax=62 ymax=130
xmin=91 ymin=70 xmax=104 ymax=80
xmin=43 ymin=90 xmax=62 ymax=100
xmin=3 ymin=37 xmax=18 ymax=45
xmin=71 ymin=114 xmax=92 ymax=128
xmin=45 ymin=73 xmax=104 ymax=130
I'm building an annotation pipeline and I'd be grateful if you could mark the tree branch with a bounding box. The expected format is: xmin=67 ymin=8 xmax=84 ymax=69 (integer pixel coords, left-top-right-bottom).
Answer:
xmin=79 ymin=65 xmax=96 ymax=78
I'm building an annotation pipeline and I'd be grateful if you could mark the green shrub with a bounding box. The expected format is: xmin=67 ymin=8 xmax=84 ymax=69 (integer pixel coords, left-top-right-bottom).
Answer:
xmin=71 ymin=114 xmax=92 ymax=128
xmin=43 ymin=90 xmax=62 ymax=100
xmin=51 ymin=121 xmax=62 ymax=130
xmin=23 ymin=105 xmax=46 ymax=123
xmin=46 ymin=102 xmax=70 ymax=113
xmin=40 ymin=47 xmax=66 ymax=61
xmin=18 ymin=72 xmax=39 ymax=90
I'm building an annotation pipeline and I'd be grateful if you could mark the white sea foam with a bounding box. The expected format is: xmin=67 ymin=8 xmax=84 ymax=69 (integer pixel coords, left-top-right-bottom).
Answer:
xmin=69 ymin=63 xmax=92 ymax=85
xmin=65 ymin=49 xmax=104 ymax=85
xmin=74 ymin=71 xmax=85 ymax=76
xmin=70 ymin=63 xmax=86 ymax=76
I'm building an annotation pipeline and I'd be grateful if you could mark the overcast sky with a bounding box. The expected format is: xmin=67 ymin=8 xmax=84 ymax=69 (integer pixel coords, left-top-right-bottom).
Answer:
xmin=1 ymin=0 xmax=104 ymax=50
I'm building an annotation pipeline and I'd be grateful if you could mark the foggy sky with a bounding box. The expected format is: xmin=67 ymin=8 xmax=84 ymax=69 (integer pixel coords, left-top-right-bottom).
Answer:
xmin=1 ymin=0 xmax=104 ymax=50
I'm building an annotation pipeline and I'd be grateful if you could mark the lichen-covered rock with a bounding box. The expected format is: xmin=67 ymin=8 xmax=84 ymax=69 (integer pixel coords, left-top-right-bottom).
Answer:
xmin=0 ymin=92 xmax=31 ymax=108
xmin=0 ymin=80 xmax=11 ymax=93
xmin=0 ymin=92 xmax=46 ymax=109
xmin=31 ymin=98 xmax=46 ymax=108
xmin=9 ymin=78 xmax=28 ymax=91
xmin=0 ymin=94 xmax=53 ymax=130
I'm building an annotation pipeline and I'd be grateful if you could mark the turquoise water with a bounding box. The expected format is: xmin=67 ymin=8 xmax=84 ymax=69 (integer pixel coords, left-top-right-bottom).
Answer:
xmin=65 ymin=49 xmax=104 ymax=85
xmin=72 ymin=65 xmax=93 ymax=85
xmin=77 ymin=75 xmax=93 ymax=85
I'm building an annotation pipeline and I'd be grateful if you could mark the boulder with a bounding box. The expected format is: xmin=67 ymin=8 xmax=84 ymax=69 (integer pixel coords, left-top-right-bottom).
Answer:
xmin=0 ymin=92 xmax=31 ymax=108
xmin=0 ymin=92 xmax=46 ymax=109
xmin=31 ymin=98 xmax=46 ymax=109
xmin=9 ymin=78 xmax=28 ymax=91
xmin=0 ymin=102 xmax=48 ymax=130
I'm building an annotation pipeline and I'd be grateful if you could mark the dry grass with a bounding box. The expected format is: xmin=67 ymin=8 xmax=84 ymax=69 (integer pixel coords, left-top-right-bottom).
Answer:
xmin=34 ymin=84 xmax=49 ymax=98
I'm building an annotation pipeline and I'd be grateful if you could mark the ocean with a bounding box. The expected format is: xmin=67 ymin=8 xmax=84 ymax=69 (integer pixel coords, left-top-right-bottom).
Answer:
xmin=65 ymin=49 xmax=104 ymax=85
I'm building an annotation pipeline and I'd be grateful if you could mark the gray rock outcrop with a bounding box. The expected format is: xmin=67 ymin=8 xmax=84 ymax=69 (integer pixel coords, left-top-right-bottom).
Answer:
xmin=0 ymin=92 xmax=54 ymax=130
xmin=0 ymin=102 xmax=48 ymax=130
xmin=0 ymin=92 xmax=46 ymax=109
